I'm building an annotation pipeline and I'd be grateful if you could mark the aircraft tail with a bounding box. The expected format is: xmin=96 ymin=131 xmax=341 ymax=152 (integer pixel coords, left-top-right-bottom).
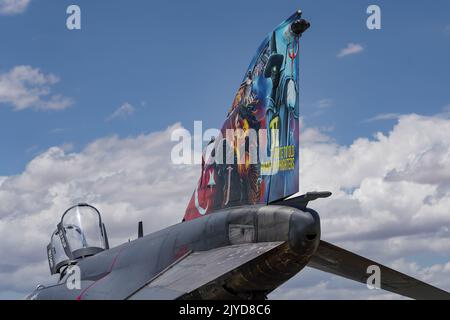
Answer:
xmin=183 ymin=12 xmax=310 ymax=221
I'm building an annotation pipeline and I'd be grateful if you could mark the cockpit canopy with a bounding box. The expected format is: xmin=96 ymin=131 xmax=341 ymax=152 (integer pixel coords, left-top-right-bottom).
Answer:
xmin=46 ymin=203 xmax=110 ymax=274
xmin=47 ymin=229 xmax=70 ymax=275
xmin=58 ymin=203 xmax=109 ymax=260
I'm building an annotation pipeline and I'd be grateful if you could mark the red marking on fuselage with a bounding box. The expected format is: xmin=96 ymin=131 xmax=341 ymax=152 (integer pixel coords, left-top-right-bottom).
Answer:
xmin=75 ymin=246 xmax=125 ymax=300
xmin=174 ymin=245 xmax=188 ymax=260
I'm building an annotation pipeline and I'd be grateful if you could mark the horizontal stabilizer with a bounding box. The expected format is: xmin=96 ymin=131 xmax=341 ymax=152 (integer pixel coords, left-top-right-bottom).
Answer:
xmin=308 ymin=240 xmax=450 ymax=300
xmin=128 ymin=242 xmax=283 ymax=300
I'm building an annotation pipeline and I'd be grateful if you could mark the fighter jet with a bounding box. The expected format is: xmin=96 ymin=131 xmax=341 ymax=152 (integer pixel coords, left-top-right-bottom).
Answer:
xmin=27 ymin=11 xmax=450 ymax=300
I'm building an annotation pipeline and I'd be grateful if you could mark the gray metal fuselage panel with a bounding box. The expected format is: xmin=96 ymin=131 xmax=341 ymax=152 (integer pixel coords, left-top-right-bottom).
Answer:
xmin=30 ymin=205 xmax=319 ymax=300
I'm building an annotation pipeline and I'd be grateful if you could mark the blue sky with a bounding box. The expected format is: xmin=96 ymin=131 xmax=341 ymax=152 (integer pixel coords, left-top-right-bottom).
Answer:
xmin=1 ymin=0 xmax=449 ymax=176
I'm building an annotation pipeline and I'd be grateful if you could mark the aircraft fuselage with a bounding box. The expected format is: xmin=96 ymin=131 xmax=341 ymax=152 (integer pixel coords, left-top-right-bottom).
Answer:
xmin=28 ymin=204 xmax=320 ymax=300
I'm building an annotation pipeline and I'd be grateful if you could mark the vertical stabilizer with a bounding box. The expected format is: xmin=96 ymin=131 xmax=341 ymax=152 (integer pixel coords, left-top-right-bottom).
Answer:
xmin=184 ymin=12 xmax=310 ymax=221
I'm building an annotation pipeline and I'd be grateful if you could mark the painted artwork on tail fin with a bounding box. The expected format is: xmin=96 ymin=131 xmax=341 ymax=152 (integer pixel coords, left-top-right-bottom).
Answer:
xmin=184 ymin=12 xmax=310 ymax=221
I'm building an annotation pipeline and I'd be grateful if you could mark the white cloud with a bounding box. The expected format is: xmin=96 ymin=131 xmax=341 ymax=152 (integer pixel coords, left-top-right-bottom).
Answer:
xmin=50 ymin=128 xmax=66 ymax=134
xmin=300 ymin=127 xmax=333 ymax=144
xmin=106 ymin=102 xmax=135 ymax=121
xmin=271 ymin=113 xmax=450 ymax=299
xmin=0 ymin=65 xmax=73 ymax=111
xmin=306 ymin=99 xmax=334 ymax=117
xmin=317 ymin=98 xmax=333 ymax=109
xmin=438 ymin=105 xmax=450 ymax=118
xmin=364 ymin=113 xmax=401 ymax=122
xmin=0 ymin=123 xmax=199 ymax=294
xmin=0 ymin=0 xmax=30 ymax=15
xmin=1 ymin=114 xmax=450 ymax=299
xmin=338 ymin=43 xmax=364 ymax=58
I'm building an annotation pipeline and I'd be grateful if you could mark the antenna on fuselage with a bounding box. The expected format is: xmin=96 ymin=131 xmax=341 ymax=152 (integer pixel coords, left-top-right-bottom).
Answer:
xmin=138 ymin=221 xmax=144 ymax=238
